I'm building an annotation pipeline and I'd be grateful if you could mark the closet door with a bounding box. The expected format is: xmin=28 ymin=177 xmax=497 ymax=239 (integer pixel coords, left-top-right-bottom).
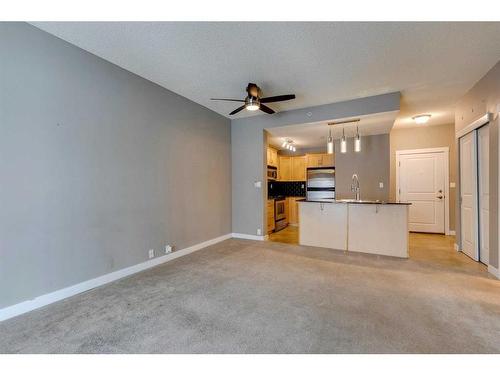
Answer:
xmin=460 ymin=132 xmax=478 ymax=260
xmin=478 ymin=125 xmax=489 ymax=265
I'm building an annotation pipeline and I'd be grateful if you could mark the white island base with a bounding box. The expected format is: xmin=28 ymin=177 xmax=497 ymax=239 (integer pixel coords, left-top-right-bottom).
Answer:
xmin=299 ymin=201 xmax=409 ymax=258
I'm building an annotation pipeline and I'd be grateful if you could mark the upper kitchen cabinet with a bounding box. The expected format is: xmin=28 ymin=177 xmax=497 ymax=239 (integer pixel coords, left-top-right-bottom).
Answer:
xmin=306 ymin=153 xmax=334 ymax=168
xmin=292 ymin=156 xmax=306 ymax=181
xmin=279 ymin=155 xmax=306 ymax=181
xmin=279 ymin=156 xmax=292 ymax=180
xmin=267 ymin=147 xmax=279 ymax=167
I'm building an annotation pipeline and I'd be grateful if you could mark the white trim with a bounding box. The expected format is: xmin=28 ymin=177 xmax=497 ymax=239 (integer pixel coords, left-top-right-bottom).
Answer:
xmin=455 ymin=113 xmax=492 ymax=138
xmin=395 ymin=147 xmax=450 ymax=156
xmin=0 ymin=233 xmax=232 ymax=322
xmin=448 ymin=230 xmax=456 ymax=236
xmin=231 ymin=233 xmax=266 ymax=241
xmin=396 ymin=147 xmax=450 ymax=235
xmin=454 ymin=243 xmax=460 ymax=251
xmin=488 ymin=265 xmax=500 ymax=279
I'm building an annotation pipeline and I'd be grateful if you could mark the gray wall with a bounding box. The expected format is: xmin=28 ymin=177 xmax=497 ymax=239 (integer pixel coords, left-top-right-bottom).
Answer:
xmin=455 ymin=60 xmax=500 ymax=269
xmin=389 ymin=124 xmax=457 ymax=230
xmin=0 ymin=23 xmax=232 ymax=308
xmin=231 ymin=92 xmax=400 ymax=236
xmin=334 ymin=134 xmax=390 ymax=201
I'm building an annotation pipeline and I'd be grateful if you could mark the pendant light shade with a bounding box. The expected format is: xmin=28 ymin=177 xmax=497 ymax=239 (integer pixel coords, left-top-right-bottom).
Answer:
xmin=340 ymin=127 xmax=347 ymax=154
xmin=354 ymin=125 xmax=361 ymax=152
xmin=327 ymin=126 xmax=334 ymax=154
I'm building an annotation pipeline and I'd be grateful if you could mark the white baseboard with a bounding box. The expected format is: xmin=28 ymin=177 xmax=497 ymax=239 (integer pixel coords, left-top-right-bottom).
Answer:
xmin=454 ymin=243 xmax=460 ymax=251
xmin=448 ymin=230 xmax=456 ymax=236
xmin=0 ymin=233 xmax=232 ymax=322
xmin=488 ymin=265 xmax=500 ymax=279
xmin=231 ymin=233 xmax=266 ymax=241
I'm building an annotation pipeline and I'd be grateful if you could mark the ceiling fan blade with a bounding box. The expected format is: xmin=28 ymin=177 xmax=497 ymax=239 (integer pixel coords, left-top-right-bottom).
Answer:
xmin=259 ymin=104 xmax=275 ymax=114
xmin=211 ymin=98 xmax=245 ymax=102
xmin=229 ymin=105 xmax=246 ymax=115
xmin=260 ymin=94 xmax=296 ymax=103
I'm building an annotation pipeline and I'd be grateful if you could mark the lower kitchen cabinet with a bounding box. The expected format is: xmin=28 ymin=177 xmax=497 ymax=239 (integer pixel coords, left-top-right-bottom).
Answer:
xmin=286 ymin=197 xmax=301 ymax=225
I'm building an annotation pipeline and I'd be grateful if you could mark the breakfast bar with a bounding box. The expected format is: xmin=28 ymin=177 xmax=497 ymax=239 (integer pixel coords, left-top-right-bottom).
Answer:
xmin=298 ymin=200 xmax=411 ymax=258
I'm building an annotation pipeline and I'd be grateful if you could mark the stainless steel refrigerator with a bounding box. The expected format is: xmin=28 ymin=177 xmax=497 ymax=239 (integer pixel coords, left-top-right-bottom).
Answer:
xmin=306 ymin=167 xmax=335 ymax=201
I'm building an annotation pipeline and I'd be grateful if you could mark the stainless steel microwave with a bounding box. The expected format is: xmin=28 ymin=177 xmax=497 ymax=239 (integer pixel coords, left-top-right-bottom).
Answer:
xmin=267 ymin=166 xmax=277 ymax=180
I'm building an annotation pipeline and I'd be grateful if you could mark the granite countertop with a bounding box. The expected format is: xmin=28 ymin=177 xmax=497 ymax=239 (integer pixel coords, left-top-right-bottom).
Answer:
xmin=297 ymin=199 xmax=411 ymax=205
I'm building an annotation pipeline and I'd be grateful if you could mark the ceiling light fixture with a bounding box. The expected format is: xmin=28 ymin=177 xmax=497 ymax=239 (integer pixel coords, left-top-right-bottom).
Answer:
xmin=284 ymin=139 xmax=296 ymax=152
xmin=354 ymin=123 xmax=361 ymax=153
xmin=412 ymin=114 xmax=431 ymax=124
xmin=340 ymin=127 xmax=347 ymax=154
xmin=327 ymin=124 xmax=334 ymax=154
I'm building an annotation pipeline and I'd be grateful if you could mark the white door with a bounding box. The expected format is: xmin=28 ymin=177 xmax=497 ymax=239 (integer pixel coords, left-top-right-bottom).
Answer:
xmin=398 ymin=151 xmax=446 ymax=233
xmin=478 ymin=125 xmax=489 ymax=264
xmin=460 ymin=132 xmax=478 ymax=260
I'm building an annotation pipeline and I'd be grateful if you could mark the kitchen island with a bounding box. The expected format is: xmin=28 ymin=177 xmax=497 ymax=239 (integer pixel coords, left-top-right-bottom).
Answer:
xmin=298 ymin=199 xmax=411 ymax=258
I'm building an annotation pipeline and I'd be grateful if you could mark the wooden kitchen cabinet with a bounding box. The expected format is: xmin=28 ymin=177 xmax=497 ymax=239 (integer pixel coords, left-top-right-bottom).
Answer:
xmin=287 ymin=197 xmax=301 ymax=225
xmin=267 ymin=199 xmax=275 ymax=233
xmin=306 ymin=153 xmax=335 ymax=168
xmin=279 ymin=155 xmax=306 ymax=181
xmin=278 ymin=156 xmax=292 ymax=181
xmin=267 ymin=147 xmax=278 ymax=167
xmin=291 ymin=156 xmax=306 ymax=181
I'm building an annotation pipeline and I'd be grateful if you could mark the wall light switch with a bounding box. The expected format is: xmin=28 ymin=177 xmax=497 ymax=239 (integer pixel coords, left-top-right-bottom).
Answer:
xmin=257 ymin=228 xmax=262 ymax=236
xmin=254 ymin=181 xmax=262 ymax=188
xmin=379 ymin=182 xmax=384 ymax=189
xmin=450 ymin=182 xmax=456 ymax=188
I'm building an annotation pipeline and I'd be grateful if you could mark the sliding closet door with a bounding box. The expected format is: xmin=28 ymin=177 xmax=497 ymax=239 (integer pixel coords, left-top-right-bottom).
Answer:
xmin=478 ymin=125 xmax=489 ymax=265
xmin=460 ymin=132 xmax=478 ymax=260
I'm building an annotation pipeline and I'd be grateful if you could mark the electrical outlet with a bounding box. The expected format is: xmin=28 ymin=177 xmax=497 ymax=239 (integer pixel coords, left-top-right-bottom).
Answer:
xmin=379 ymin=182 xmax=384 ymax=189
xmin=148 ymin=249 xmax=154 ymax=259
xmin=165 ymin=245 xmax=173 ymax=254
xmin=257 ymin=228 xmax=262 ymax=236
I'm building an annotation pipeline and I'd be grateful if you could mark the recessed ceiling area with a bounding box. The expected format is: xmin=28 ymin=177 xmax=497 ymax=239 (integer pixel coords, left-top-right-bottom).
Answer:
xmin=31 ymin=22 xmax=500 ymax=127
xmin=267 ymin=110 xmax=398 ymax=150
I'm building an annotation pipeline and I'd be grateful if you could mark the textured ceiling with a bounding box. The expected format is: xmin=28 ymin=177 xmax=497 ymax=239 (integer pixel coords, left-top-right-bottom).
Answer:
xmin=32 ymin=22 xmax=500 ymax=128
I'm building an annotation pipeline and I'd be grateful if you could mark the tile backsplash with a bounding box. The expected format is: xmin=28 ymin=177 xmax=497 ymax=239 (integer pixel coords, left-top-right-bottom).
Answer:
xmin=268 ymin=181 xmax=306 ymax=198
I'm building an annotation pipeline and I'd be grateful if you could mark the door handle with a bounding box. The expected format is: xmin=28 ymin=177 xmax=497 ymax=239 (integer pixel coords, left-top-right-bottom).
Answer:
xmin=437 ymin=195 xmax=443 ymax=199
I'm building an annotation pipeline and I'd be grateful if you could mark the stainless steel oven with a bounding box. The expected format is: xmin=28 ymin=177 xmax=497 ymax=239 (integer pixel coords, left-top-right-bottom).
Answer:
xmin=274 ymin=197 xmax=287 ymax=231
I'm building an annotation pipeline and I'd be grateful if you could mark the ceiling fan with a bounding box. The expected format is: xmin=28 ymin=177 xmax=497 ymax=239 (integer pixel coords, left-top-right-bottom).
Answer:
xmin=211 ymin=83 xmax=296 ymax=115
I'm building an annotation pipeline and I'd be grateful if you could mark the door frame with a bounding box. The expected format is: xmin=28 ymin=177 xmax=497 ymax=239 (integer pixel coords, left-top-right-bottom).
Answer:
xmin=396 ymin=147 xmax=450 ymax=235
xmin=455 ymin=113 xmax=491 ymax=257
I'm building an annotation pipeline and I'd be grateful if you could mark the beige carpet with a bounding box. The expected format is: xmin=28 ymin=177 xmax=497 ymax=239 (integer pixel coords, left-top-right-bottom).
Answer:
xmin=0 ymin=233 xmax=499 ymax=353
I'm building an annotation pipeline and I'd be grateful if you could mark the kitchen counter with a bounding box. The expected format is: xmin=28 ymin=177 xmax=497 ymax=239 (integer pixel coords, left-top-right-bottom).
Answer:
xmin=297 ymin=199 xmax=411 ymax=205
xmin=298 ymin=200 xmax=409 ymax=258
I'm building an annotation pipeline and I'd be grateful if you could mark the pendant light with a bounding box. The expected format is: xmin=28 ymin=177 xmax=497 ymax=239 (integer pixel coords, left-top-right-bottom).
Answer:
xmin=327 ymin=125 xmax=334 ymax=154
xmin=340 ymin=127 xmax=347 ymax=154
xmin=354 ymin=123 xmax=361 ymax=152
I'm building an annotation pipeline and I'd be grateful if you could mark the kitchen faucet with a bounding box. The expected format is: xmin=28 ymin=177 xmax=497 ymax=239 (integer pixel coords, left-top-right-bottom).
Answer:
xmin=351 ymin=174 xmax=360 ymax=201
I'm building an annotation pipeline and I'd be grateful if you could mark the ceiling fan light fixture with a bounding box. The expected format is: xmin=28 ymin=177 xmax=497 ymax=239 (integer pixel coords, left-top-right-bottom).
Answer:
xmin=246 ymin=103 xmax=260 ymax=111
xmin=412 ymin=114 xmax=431 ymax=124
